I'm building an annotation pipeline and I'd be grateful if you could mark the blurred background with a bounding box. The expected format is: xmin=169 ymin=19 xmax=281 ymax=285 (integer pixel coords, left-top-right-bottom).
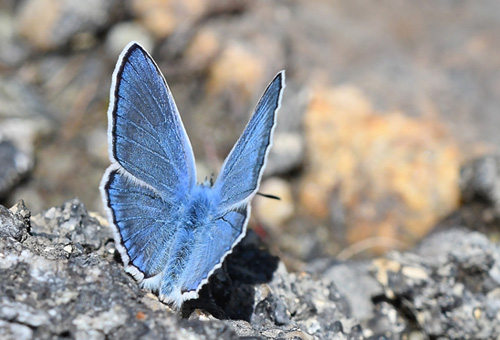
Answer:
xmin=1 ymin=0 xmax=500 ymax=266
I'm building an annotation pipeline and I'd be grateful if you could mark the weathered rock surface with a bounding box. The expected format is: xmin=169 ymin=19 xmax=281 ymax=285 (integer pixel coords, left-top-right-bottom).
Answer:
xmin=370 ymin=229 xmax=500 ymax=339
xmin=1 ymin=198 xmax=500 ymax=339
xmin=0 ymin=199 xmax=363 ymax=339
xmin=0 ymin=75 xmax=52 ymax=200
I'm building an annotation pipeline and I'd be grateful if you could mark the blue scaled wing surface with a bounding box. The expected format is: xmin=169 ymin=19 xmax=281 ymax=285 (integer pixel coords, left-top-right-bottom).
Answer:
xmin=214 ymin=71 xmax=285 ymax=211
xmin=101 ymin=41 xmax=285 ymax=308
xmin=100 ymin=41 xmax=196 ymax=295
xmin=177 ymin=71 xmax=285 ymax=300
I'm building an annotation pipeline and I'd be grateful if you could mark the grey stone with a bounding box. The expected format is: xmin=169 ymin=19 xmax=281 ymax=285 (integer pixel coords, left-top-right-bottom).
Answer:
xmin=0 ymin=320 xmax=33 ymax=340
xmin=370 ymin=228 xmax=500 ymax=339
xmin=435 ymin=154 xmax=500 ymax=238
xmin=0 ymin=140 xmax=32 ymax=199
xmin=321 ymin=261 xmax=382 ymax=321
xmin=0 ymin=10 xmax=30 ymax=67
xmin=105 ymin=22 xmax=155 ymax=58
xmin=0 ymin=199 xmax=362 ymax=340
xmin=3 ymin=198 xmax=500 ymax=339
xmin=264 ymin=83 xmax=308 ymax=177
xmin=460 ymin=155 xmax=500 ymax=208
xmin=0 ymin=200 xmax=29 ymax=241
xmin=0 ymin=75 xmax=53 ymax=201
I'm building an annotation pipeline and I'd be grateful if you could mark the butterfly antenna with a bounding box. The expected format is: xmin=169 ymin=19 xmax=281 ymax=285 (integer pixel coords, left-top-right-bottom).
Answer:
xmin=257 ymin=192 xmax=281 ymax=200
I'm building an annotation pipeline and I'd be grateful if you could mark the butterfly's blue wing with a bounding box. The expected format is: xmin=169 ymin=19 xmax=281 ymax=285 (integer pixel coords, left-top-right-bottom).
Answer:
xmin=107 ymin=42 xmax=196 ymax=197
xmin=175 ymin=205 xmax=249 ymax=298
xmin=102 ymin=167 xmax=180 ymax=281
xmin=167 ymin=72 xmax=285 ymax=302
xmin=101 ymin=41 xmax=285 ymax=309
xmin=100 ymin=42 xmax=195 ymax=288
xmin=213 ymin=71 xmax=285 ymax=210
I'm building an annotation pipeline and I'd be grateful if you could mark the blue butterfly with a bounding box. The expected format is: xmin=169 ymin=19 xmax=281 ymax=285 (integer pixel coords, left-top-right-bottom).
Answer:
xmin=100 ymin=42 xmax=285 ymax=308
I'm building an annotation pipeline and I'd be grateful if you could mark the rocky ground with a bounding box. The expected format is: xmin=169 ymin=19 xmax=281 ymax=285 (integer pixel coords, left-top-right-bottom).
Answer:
xmin=2 ymin=1 xmax=500 ymax=339
xmin=1 ymin=157 xmax=500 ymax=339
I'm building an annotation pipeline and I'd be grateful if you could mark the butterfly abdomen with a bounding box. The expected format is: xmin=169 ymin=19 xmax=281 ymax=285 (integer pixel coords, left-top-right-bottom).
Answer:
xmin=159 ymin=227 xmax=195 ymax=301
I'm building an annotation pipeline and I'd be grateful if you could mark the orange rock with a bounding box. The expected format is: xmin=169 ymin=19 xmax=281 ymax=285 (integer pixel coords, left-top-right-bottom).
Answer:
xmin=254 ymin=177 xmax=295 ymax=230
xmin=206 ymin=42 xmax=265 ymax=101
xmin=16 ymin=0 xmax=116 ymax=51
xmin=184 ymin=28 xmax=221 ymax=68
xmin=300 ymin=86 xmax=460 ymax=250
xmin=130 ymin=0 xmax=207 ymax=39
xmin=17 ymin=0 xmax=61 ymax=50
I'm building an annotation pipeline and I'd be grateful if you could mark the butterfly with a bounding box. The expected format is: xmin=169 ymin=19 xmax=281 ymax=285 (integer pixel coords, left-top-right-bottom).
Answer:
xmin=100 ymin=42 xmax=285 ymax=308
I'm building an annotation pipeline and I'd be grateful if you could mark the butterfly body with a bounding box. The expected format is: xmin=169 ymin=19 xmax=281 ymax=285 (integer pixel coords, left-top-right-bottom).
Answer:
xmin=101 ymin=42 xmax=285 ymax=308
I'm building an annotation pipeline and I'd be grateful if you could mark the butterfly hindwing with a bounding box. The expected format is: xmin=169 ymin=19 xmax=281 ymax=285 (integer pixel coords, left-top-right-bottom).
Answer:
xmin=177 ymin=205 xmax=249 ymax=295
xmin=103 ymin=167 xmax=179 ymax=280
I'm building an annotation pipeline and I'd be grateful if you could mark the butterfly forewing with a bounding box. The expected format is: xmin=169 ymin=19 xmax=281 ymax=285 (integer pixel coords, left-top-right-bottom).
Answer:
xmin=109 ymin=43 xmax=196 ymax=198
xmin=213 ymin=72 xmax=285 ymax=211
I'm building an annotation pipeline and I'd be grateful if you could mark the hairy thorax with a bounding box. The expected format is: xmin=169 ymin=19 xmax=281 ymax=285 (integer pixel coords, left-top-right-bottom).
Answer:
xmin=182 ymin=184 xmax=218 ymax=229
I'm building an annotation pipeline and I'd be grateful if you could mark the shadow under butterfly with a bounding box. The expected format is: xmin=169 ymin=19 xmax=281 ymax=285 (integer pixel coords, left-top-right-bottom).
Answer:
xmin=100 ymin=42 xmax=285 ymax=315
